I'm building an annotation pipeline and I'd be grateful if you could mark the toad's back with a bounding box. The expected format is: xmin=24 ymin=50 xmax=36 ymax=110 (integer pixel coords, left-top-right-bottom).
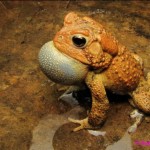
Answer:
xmin=104 ymin=46 xmax=143 ymax=94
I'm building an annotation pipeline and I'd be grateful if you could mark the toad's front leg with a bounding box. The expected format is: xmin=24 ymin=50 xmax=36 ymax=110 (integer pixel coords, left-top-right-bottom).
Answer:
xmin=69 ymin=72 xmax=109 ymax=131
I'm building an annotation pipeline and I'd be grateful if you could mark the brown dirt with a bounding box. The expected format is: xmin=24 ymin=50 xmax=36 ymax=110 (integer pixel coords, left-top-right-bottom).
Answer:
xmin=0 ymin=1 xmax=149 ymax=150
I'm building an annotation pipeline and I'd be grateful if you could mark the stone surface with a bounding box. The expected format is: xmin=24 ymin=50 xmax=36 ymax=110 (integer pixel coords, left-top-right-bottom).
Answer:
xmin=0 ymin=1 xmax=149 ymax=150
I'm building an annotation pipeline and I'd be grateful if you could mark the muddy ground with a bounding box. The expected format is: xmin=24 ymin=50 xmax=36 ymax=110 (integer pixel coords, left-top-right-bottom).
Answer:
xmin=0 ymin=1 xmax=150 ymax=150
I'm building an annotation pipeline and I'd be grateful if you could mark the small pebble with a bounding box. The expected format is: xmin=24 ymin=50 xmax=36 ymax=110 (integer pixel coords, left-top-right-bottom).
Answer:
xmin=16 ymin=107 xmax=23 ymax=113
xmin=145 ymin=117 xmax=150 ymax=123
xmin=88 ymin=130 xmax=106 ymax=136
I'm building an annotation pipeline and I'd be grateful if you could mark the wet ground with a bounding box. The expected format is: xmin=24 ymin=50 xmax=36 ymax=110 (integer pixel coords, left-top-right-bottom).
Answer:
xmin=0 ymin=1 xmax=150 ymax=150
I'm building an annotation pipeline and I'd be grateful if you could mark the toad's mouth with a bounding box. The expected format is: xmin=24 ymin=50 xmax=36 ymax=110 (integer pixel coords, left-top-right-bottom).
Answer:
xmin=38 ymin=41 xmax=88 ymax=85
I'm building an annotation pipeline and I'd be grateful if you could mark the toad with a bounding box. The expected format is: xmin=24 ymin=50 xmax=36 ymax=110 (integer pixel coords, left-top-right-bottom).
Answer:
xmin=39 ymin=12 xmax=150 ymax=132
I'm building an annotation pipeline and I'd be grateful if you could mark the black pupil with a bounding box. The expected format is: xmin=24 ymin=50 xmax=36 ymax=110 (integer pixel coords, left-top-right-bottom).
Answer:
xmin=72 ymin=36 xmax=86 ymax=47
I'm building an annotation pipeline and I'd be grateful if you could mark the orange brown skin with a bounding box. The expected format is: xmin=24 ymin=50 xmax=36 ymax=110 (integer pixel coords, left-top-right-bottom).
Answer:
xmin=53 ymin=12 xmax=150 ymax=130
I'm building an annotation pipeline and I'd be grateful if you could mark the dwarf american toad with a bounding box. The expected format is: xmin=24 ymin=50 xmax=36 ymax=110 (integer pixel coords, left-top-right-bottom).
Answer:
xmin=39 ymin=12 xmax=150 ymax=131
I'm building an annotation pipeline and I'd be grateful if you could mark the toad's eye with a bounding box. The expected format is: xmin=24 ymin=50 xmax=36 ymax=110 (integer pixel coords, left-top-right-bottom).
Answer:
xmin=72 ymin=35 xmax=87 ymax=48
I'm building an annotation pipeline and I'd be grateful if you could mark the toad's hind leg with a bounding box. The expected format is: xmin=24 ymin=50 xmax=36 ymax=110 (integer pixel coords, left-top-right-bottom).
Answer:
xmin=130 ymin=75 xmax=150 ymax=114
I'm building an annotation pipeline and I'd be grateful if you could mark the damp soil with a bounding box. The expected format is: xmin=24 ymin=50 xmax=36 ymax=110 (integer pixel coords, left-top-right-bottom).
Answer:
xmin=0 ymin=1 xmax=150 ymax=150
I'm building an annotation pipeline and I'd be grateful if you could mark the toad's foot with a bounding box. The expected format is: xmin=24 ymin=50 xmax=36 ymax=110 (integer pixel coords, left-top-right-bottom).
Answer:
xmin=128 ymin=109 xmax=144 ymax=133
xmin=68 ymin=117 xmax=93 ymax=131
